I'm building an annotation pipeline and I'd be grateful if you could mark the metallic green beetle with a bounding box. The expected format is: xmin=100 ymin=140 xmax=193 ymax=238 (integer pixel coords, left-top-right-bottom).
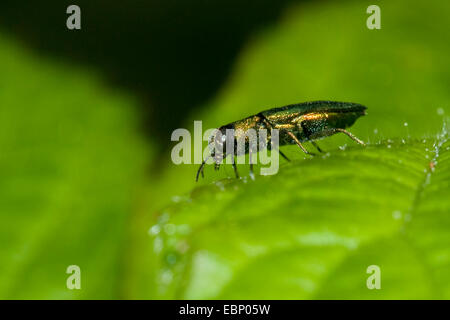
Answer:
xmin=196 ymin=100 xmax=367 ymax=181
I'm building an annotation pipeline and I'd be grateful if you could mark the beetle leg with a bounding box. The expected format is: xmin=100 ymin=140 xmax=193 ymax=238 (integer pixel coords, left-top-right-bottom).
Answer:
xmin=262 ymin=114 xmax=314 ymax=156
xmin=271 ymin=142 xmax=290 ymax=161
xmin=277 ymin=148 xmax=290 ymax=161
xmin=231 ymin=155 xmax=240 ymax=178
xmin=286 ymin=131 xmax=316 ymax=156
xmin=258 ymin=114 xmax=290 ymax=162
xmin=196 ymin=160 xmax=206 ymax=182
xmin=334 ymin=128 xmax=366 ymax=146
xmin=310 ymin=140 xmax=325 ymax=153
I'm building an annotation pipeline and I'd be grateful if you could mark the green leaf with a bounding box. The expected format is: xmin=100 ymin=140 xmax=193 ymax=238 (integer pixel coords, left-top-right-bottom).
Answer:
xmin=0 ymin=34 xmax=151 ymax=299
xmin=138 ymin=0 xmax=450 ymax=215
xmin=128 ymin=0 xmax=450 ymax=299
xmin=2 ymin=0 xmax=449 ymax=300
xmin=147 ymin=134 xmax=450 ymax=299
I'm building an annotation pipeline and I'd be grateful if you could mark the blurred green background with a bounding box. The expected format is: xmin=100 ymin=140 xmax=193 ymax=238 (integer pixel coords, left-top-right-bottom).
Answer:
xmin=0 ymin=0 xmax=449 ymax=299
